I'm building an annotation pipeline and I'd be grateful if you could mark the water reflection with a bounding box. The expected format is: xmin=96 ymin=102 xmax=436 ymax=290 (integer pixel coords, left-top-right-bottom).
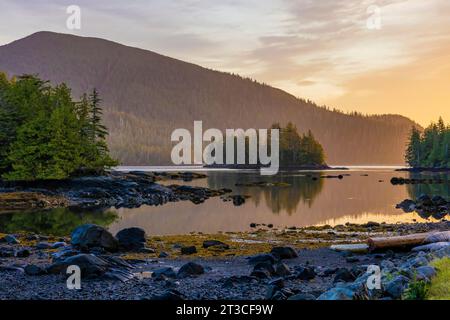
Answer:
xmin=207 ymin=171 xmax=324 ymax=214
xmin=406 ymin=173 xmax=450 ymax=200
xmin=0 ymin=208 xmax=118 ymax=236
xmin=1 ymin=170 xmax=448 ymax=236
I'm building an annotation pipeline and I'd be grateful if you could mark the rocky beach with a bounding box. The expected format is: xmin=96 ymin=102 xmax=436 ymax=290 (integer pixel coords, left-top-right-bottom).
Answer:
xmin=1 ymin=220 xmax=449 ymax=300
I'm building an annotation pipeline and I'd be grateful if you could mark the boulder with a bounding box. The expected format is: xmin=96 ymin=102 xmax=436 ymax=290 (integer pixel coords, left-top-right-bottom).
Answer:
xmin=36 ymin=242 xmax=52 ymax=250
xmin=333 ymin=268 xmax=356 ymax=283
xmin=202 ymin=240 xmax=229 ymax=250
xmin=247 ymin=254 xmax=277 ymax=265
xmin=152 ymin=267 xmax=177 ymax=280
xmin=270 ymin=246 xmax=298 ymax=259
xmin=15 ymin=249 xmax=31 ymax=258
xmin=47 ymin=253 xmax=109 ymax=277
xmin=3 ymin=235 xmax=20 ymax=244
xmin=116 ymin=227 xmax=147 ymax=251
xmin=412 ymin=242 xmax=450 ymax=252
xmin=24 ymin=264 xmax=47 ymax=276
xmin=296 ymin=266 xmax=316 ymax=280
xmin=177 ymin=262 xmax=205 ymax=278
xmin=414 ymin=266 xmax=436 ymax=282
xmin=180 ymin=246 xmax=197 ymax=255
xmin=71 ymin=224 xmax=118 ymax=252
xmin=424 ymin=231 xmax=450 ymax=244
xmin=384 ymin=275 xmax=410 ymax=299
xmin=274 ymin=262 xmax=291 ymax=276
xmin=252 ymin=262 xmax=275 ymax=276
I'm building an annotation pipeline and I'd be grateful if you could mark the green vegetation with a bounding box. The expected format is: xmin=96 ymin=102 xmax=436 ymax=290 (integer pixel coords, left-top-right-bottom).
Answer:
xmin=406 ymin=117 xmax=450 ymax=168
xmin=272 ymin=122 xmax=326 ymax=167
xmin=427 ymin=258 xmax=450 ymax=300
xmin=403 ymin=277 xmax=429 ymax=300
xmin=0 ymin=73 xmax=118 ymax=181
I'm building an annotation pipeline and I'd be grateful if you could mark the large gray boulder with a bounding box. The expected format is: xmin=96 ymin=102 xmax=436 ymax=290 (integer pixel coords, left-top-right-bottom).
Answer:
xmin=116 ymin=227 xmax=146 ymax=251
xmin=71 ymin=224 xmax=118 ymax=252
xmin=47 ymin=254 xmax=109 ymax=277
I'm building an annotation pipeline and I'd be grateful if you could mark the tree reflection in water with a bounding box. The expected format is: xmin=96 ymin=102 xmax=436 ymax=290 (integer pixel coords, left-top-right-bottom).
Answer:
xmin=0 ymin=208 xmax=118 ymax=236
xmin=207 ymin=171 xmax=324 ymax=215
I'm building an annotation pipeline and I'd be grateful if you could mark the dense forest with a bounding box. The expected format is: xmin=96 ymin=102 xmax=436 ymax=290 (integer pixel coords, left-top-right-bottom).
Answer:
xmin=0 ymin=32 xmax=419 ymax=165
xmin=272 ymin=122 xmax=326 ymax=167
xmin=405 ymin=118 xmax=450 ymax=168
xmin=0 ymin=73 xmax=117 ymax=181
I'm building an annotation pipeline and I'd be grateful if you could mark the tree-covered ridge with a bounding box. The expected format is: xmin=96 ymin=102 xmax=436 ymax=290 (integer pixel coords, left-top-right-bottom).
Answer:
xmin=0 ymin=73 xmax=118 ymax=181
xmin=272 ymin=122 xmax=326 ymax=167
xmin=406 ymin=118 xmax=450 ymax=168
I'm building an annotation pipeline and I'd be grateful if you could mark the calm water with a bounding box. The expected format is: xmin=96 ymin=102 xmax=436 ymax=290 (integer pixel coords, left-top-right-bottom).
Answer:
xmin=1 ymin=167 xmax=449 ymax=236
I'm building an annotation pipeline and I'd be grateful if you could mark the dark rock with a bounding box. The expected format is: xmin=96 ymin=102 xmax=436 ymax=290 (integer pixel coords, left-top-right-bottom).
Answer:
xmin=158 ymin=252 xmax=169 ymax=258
xmin=71 ymin=224 xmax=118 ymax=252
xmin=24 ymin=264 xmax=47 ymax=276
xmin=322 ymin=267 xmax=339 ymax=276
xmin=384 ymin=275 xmax=410 ymax=299
xmin=270 ymin=246 xmax=298 ymax=259
xmin=248 ymin=253 xmax=277 ymax=265
xmin=274 ymin=262 xmax=291 ymax=276
xmin=265 ymin=285 xmax=279 ymax=300
xmin=250 ymin=223 xmax=257 ymax=228
xmin=3 ymin=235 xmax=20 ymax=244
xmin=250 ymin=269 xmax=271 ymax=279
xmin=152 ymin=267 xmax=177 ymax=280
xmin=203 ymin=240 xmax=229 ymax=250
xmin=177 ymin=262 xmax=205 ymax=278
xmin=47 ymin=253 xmax=109 ymax=277
xmin=222 ymin=275 xmax=258 ymax=288
xmin=268 ymin=277 xmax=285 ymax=289
xmin=287 ymin=293 xmax=317 ymax=300
xmin=51 ymin=242 xmax=67 ymax=249
xmin=15 ymin=249 xmax=31 ymax=258
xmin=333 ymin=268 xmax=356 ymax=283
xmin=116 ymin=227 xmax=146 ymax=251
xmin=180 ymin=246 xmax=197 ymax=255
xmin=414 ymin=266 xmax=436 ymax=282
xmin=296 ymin=266 xmax=316 ymax=280
xmin=253 ymin=262 xmax=275 ymax=276
xmin=363 ymin=221 xmax=380 ymax=228
xmin=36 ymin=242 xmax=52 ymax=250
xmin=51 ymin=247 xmax=79 ymax=262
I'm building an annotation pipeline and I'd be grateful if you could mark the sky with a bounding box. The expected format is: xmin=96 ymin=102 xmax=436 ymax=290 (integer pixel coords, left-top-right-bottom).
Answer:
xmin=1 ymin=0 xmax=449 ymax=126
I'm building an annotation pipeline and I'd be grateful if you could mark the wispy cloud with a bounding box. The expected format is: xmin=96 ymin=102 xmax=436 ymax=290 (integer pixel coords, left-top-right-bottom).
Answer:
xmin=1 ymin=0 xmax=449 ymax=124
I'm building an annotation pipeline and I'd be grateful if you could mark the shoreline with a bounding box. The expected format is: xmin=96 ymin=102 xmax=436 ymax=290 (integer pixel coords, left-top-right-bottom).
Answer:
xmin=1 ymin=221 xmax=449 ymax=300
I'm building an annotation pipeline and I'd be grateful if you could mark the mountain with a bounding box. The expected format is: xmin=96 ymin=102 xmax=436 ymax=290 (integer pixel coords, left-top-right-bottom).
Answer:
xmin=0 ymin=31 xmax=420 ymax=165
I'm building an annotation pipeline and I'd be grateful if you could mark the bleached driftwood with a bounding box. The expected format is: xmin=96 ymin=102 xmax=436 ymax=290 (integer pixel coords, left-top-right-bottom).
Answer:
xmin=368 ymin=232 xmax=433 ymax=250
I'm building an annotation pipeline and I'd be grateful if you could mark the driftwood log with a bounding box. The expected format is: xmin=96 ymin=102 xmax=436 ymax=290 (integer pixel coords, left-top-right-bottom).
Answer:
xmin=368 ymin=232 xmax=434 ymax=251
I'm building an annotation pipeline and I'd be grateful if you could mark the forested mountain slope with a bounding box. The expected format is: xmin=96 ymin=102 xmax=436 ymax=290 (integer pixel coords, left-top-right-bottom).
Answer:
xmin=0 ymin=32 xmax=420 ymax=165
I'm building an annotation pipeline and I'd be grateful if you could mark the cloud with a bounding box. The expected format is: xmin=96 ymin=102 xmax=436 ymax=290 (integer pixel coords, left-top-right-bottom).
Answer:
xmin=1 ymin=0 xmax=449 ymax=124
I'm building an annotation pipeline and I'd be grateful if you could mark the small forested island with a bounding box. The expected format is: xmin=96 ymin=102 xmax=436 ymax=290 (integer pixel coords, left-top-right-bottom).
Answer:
xmin=0 ymin=73 xmax=117 ymax=181
xmin=206 ymin=122 xmax=330 ymax=170
xmin=403 ymin=118 xmax=450 ymax=171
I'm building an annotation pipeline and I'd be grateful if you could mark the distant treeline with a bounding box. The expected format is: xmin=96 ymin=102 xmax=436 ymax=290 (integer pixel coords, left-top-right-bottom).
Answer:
xmin=272 ymin=122 xmax=326 ymax=167
xmin=406 ymin=118 xmax=450 ymax=168
xmin=0 ymin=74 xmax=117 ymax=181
